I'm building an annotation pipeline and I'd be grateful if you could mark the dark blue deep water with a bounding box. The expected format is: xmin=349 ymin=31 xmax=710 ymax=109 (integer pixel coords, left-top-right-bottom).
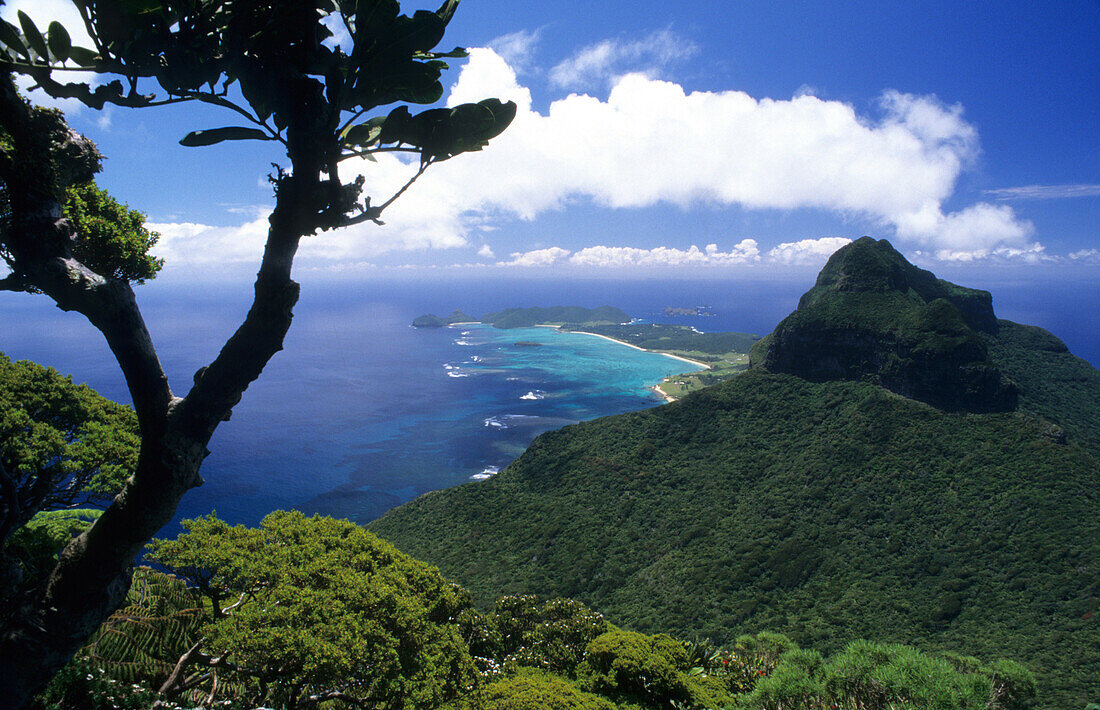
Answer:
xmin=2 ymin=270 xmax=1096 ymax=533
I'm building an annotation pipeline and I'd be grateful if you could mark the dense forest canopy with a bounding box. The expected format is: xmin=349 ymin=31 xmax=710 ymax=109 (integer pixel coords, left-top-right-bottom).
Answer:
xmin=35 ymin=511 xmax=1038 ymax=710
xmin=371 ymin=240 xmax=1100 ymax=708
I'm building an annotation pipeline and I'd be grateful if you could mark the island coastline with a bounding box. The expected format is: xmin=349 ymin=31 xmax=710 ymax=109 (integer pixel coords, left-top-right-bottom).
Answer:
xmin=529 ymin=324 xmax=711 ymax=402
xmin=569 ymin=330 xmax=712 ymax=371
xmin=447 ymin=321 xmax=714 ymax=403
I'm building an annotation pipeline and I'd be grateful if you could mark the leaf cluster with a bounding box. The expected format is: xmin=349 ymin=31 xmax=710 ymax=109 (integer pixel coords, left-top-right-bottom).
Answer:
xmin=146 ymin=510 xmax=478 ymax=708
xmin=63 ymin=182 xmax=162 ymax=283
xmin=0 ymin=352 xmax=139 ymax=512
xmin=0 ymin=1 xmax=516 ymax=171
xmin=49 ymin=515 xmax=1035 ymax=710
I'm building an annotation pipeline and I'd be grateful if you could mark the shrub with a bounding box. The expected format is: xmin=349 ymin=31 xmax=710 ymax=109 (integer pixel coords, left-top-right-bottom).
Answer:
xmin=450 ymin=669 xmax=617 ymax=710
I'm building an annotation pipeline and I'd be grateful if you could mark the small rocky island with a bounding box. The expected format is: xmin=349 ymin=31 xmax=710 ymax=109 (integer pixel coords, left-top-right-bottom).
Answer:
xmin=410 ymin=310 xmax=475 ymax=328
xmin=664 ymin=305 xmax=715 ymax=316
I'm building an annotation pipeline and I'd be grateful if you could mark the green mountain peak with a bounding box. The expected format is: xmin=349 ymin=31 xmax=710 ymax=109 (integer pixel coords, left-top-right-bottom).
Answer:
xmin=752 ymin=237 xmax=1015 ymax=412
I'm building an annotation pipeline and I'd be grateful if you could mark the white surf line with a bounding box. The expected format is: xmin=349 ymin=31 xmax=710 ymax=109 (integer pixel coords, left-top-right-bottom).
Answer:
xmin=559 ymin=329 xmax=712 ymax=371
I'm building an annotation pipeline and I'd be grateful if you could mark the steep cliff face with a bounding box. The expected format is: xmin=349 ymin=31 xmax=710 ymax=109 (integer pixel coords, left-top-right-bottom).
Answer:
xmin=753 ymin=237 xmax=1016 ymax=412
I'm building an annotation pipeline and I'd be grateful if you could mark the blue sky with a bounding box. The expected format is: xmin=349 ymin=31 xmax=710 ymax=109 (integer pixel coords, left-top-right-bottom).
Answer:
xmin=4 ymin=0 xmax=1098 ymax=277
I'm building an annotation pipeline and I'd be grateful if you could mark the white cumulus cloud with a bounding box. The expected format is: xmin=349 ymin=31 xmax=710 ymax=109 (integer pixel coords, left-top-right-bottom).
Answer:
xmin=1068 ymin=248 xmax=1100 ymax=263
xmin=347 ymin=48 xmax=1035 ymax=258
xmin=147 ymin=210 xmax=272 ymax=266
xmin=893 ymin=202 xmax=1035 ymax=259
xmin=501 ymin=247 xmax=572 ymax=267
xmin=146 ymin=45 xmax=1044 ymax=269
xmin=566 ymin=240 xmax=761 ymax=267
xmin=767 ymin=237 xmax=853 ymax=265
xmin=495 ymin=238 xmax=856 ymax=269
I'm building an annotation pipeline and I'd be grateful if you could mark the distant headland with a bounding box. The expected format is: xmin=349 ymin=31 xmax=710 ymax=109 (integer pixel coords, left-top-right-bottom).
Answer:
xmin=411 ymin=310 xmax=477 ymax=328
xmin=413 ymin=305 xmax=761 ymax=401
xmin=412 ymin=305 xmax=629 ymax=329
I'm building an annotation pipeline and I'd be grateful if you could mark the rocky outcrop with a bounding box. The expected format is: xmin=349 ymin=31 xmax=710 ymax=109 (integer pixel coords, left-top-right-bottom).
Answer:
xmin=411 ymin=309 xmax=475 ymax=327
xmin=754 ymin=237 xmax=1017 ymax=413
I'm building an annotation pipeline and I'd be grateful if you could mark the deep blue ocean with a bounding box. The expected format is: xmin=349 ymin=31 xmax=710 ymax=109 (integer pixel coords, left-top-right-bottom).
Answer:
xmin=2 ymin=271 xmax=1096 ymax=535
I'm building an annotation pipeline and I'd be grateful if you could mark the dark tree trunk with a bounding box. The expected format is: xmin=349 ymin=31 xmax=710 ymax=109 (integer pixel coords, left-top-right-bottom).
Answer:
xmin=0 ymin=74 xmax=330 ymax=708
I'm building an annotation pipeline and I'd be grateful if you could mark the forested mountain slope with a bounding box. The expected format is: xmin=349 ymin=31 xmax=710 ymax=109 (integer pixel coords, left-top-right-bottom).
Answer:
xmin=371 ymin=238 xmax=1100 ymax=708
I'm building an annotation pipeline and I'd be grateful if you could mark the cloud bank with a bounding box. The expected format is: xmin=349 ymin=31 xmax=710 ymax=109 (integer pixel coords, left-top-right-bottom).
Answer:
xmin=149 ymin=44 xmax=1044 ymax=268
xmin=494 ymin=237 xmax=853 ymax=269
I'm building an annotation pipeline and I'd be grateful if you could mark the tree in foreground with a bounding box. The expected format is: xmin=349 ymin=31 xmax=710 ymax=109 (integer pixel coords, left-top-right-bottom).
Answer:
xmin=146 ymin=512 xmax=477 ymax=708
xmin=38 ymin=510 xmax=1035 ymax=709
xmin=0 ymin=354 xmax=139 ymax=542
xmin=0 ymin=353 xmax=141 ymax=638
xmin=0 ymin=1 xmax=514 ymax=704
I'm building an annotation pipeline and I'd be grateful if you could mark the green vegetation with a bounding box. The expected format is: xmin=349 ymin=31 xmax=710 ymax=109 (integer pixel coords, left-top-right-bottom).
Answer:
xmin=145 ymin=511 xmax=477 ymax=708
xmin=413 ymin=306 xmax=629 ymax=329
xmin=654 ymin=354 xmax=749 ymax=399
xmin=371 ymin=239 xmax=1100 ymax=708
xmin=452 ymin=669 xmax=617 ymax=710
xmin=371 ymin=371 xmax=1098 ymax=706
xmin=754 ymin=238 xmax=1015 ymax=413
xmin=39 ymin=512 xmax=1036 ymax=710
xmin=482 ymin=306 xmax=629 ymax=329
xmin=565 ymin=323 xmax=759 ymax=398
xmin=62 ymin=183 xmax=163 ymax=284
xmin=567 ymin=322 xmax=759 ymax=356
xmin=413 ymin=309 xmax=478 ymax=327
xmin=981 ymin=320 xmax=1100 ymax=456
xmin=1 ymin=353 xmax=139 ymax=610
xmin=2 ymin=180 xmax=163 ymax=287
xmin=0 ymin=353 xmax=139 ymax=517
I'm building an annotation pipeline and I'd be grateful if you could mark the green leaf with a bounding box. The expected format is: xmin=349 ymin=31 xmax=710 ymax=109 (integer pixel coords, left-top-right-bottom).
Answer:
xmin=423 ymin=46 xmax=467 ymax=59
xmin=378 ymin=105 xmax=412 ymax=144
xmin=238 ymin=74 xmax=276 ymax=124
xmin=0 ymin=19 xmax=29 ymax=59
xmin=394 ymin=11 xmax=446 ymax=54
xmin=179 ymin=127 xmax=273 ymax=147
xmin=354 ymin=0 xmax=401 ymax=41
xmin=46 ymin=22 xmax=72 ymax=63
xmin=393 ymin=78 xmax=444 ymax=105
xmin=435 ymin=0 xmax=460 ymax=25
xmin=17 ymin=11 xmax=48 ymax=61
xmin=343 ymin=116 xmax=386 ymax=147
xmin=464 ymin=98 xmax=516 ymax=142
xmin=67 ymin=45 xmax=99 ymax=66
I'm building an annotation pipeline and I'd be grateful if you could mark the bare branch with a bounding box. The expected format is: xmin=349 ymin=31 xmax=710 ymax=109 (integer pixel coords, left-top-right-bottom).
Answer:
xmin=158 ymin=638 xmax=205 ymax=696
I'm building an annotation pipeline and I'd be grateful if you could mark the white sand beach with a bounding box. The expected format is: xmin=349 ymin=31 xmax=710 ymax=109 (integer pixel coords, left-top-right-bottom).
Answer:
xmin=567 ymin=330 xmax=712 ymax=371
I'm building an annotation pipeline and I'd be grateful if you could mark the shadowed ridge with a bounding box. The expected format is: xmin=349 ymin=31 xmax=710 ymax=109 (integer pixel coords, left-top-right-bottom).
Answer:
xmin=802 ymin=237 xmax=998 ymax=333
xmin=753 ymin=237 xmax=1015 ymax=412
